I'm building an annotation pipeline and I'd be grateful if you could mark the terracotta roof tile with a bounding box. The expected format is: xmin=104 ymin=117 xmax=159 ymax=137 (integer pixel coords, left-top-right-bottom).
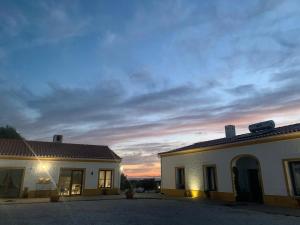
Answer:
xmin=0 ymin=139 xmax=121 ymax=161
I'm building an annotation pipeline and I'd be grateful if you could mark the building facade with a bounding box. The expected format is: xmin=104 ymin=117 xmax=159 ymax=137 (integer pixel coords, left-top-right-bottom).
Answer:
xmin=0 ymin=137 xmax=121 ymax=198
xmin=159 ymin=122 xmax=300 ymax=208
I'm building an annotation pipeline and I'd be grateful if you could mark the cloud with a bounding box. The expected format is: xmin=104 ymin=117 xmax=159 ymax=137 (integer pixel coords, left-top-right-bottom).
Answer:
xmin=1 ymin=71 xmax=299 ymax=145
xmin=0 ymin=4 xmax=28 ymax=38
xmin=0 ymin=79 xmax=219 ymax=141
xmin=0 ymin=0 xmax=91 ymax=58
xmin=226 ymin=84 xmax=256 ymax=96
xmin=113 ymin=140 xmax=191 ymax=177
xmin=270 ymin=69 xmax=300 ymax=82
xmin=128 ymin=70 xmax=157 ymax=89
xmin=32 ymin=1 xmax=91 ymax=45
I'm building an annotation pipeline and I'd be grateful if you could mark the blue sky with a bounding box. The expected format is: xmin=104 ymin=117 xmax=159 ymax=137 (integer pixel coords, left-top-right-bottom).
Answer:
xmin=1 ymin=0 xmax=300 ymax=177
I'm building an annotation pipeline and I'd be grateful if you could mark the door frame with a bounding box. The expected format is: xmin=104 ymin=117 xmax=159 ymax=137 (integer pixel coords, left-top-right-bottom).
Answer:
xmin=58 ymin=168 xmax=85 ymax=196
xmin=0 ymin=167 xmax=26 ymax=198
xmin=230 ymin=154 xmax=264 ymax=203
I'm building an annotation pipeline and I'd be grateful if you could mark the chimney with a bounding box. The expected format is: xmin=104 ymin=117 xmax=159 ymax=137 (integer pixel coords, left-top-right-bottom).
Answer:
xmin=225 ymin=125 xmax=236 ymax=138
xmin=53 ymin=135 xmax=63 ymax=143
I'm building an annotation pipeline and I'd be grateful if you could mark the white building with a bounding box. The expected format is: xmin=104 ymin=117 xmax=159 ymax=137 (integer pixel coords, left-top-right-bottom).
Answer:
xmin=0 ymin=135 xmax=121 ymax=198
xmin=159 ymin=121 xmax=300 ymax=208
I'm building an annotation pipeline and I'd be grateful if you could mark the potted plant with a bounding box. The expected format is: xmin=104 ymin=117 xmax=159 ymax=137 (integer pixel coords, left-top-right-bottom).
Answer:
xmin=125 ymin=187 xmax=134 ymax=199
xmin=50 ymin=190 xmax=60 ymax=202
xmin=101 ymin=188 xmax=108 ymax=195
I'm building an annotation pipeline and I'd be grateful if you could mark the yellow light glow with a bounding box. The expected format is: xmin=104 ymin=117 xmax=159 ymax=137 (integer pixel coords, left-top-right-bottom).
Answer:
xmin=120 ymin=166 xmax=124 ymax=172
xmin=37 ymin=163 xmax=50 ymax=173
xmin=190 ymin=190 xmax=203 ymax=198
xmin=188 ymin=176 xmax=201 ymax=190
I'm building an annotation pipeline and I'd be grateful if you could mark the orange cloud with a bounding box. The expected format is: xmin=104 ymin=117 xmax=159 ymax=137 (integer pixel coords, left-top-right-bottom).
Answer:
xmin=123 ymin=162 xmax=160 ymax=178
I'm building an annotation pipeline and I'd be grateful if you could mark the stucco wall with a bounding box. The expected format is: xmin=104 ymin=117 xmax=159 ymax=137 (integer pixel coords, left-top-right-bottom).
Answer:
xmin=0 ymin=159 xmax=121 ymax=192
xmin=161 ymin=138 xmax=300 ymax=196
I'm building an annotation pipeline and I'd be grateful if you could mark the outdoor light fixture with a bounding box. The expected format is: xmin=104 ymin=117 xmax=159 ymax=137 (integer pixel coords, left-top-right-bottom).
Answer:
xmin=120 ymin=166 xmax=124 ymax=173
xmin=37 ymin=162 xmax=50 ymax=173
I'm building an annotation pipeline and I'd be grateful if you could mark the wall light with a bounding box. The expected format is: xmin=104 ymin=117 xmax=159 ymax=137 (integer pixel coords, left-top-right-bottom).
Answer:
xmin=37 ymin=162 xmax=50 ymax=173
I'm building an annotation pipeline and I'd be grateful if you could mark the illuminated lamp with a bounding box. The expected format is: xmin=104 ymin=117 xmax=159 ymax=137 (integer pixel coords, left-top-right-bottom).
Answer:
xmin=37 ymin=162 xmax=50 ymax=173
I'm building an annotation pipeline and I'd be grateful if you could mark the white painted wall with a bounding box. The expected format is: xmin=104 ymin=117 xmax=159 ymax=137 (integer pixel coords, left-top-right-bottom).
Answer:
xmin=0 ymin=159 xmax=121 ymax=191
xmin=161 ymin=138 xmax=300 ymax=196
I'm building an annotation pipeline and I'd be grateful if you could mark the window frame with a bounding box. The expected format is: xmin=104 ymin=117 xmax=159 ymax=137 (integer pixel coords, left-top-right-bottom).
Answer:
xmin=175 ymin=167 xmax=185 ymax=190
xmin=58 ymin=168 xmax=85 ymax=196
xmin=98 ymin=169 xmax=113 ymax=189
xmin=203 ymin=165 xmax=218 ymax=192
xmin=288 ymin=161 xmax=300 ymax=196
xmin=282 ymin=159 xmax=300 ymax=198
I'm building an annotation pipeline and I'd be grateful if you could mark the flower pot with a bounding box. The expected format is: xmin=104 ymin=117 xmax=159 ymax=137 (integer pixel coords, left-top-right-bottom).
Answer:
xmin=126 ymin=192 xmax=134 ymax=199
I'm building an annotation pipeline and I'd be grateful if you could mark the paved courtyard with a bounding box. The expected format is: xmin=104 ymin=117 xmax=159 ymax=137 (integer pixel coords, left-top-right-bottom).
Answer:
xmin=1 ymin=198 xmax=300 ymax=225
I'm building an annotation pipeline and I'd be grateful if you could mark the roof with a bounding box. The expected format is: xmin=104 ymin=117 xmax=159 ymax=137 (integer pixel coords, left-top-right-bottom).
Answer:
xmin=159 ymin=123 xmax=300 ymax=155
xmin=0 ymin=139 xmax=121 ymax=161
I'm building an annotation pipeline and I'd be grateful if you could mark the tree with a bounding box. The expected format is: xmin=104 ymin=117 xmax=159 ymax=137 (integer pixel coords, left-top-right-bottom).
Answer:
xmin=120 ymin=173 xmax=131 ymax=190
xmin=0 ymin=125 xmax=22 ymax=139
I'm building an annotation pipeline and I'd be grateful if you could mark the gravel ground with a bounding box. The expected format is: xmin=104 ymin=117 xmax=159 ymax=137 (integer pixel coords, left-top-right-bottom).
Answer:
xmin=1 ymin=199 xmax=300 ymax=225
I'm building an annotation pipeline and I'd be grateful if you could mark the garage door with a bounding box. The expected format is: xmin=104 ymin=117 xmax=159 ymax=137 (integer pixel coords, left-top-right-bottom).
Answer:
xmin=0 ymin=168 xmax=24 ymax=198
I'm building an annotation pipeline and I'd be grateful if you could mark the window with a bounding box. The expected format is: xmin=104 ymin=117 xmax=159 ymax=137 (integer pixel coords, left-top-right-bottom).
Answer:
xmin=98 ymin=170 xmax=113 ymax=188
xmin=175 ymin=167 xmax=185 ymax=189
xmin=204 ymin=166 xmax=217 ymax=191
xmin=58 ymin=169 xmax=84 ymax=196
xmin=289 ymin=161 xmax=300 ymax=196
xmin=0 ymin=168 xmax=24 ymax=198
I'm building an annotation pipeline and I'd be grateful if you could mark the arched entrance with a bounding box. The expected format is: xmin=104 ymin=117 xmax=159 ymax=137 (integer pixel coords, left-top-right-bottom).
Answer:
xmin=231 ymin=155 xmax=263 ymax=203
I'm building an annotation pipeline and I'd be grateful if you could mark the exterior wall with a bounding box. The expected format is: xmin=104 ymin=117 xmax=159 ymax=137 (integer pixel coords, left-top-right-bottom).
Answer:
xmin=161 ymin=138 xmax=300 ymax=207
xmin=0 ymin=158 xmax=121 ymax=197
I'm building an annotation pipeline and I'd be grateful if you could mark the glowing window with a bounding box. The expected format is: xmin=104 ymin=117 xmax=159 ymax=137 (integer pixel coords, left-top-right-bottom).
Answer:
xmin=99 ymin=170 xmax=113 ymax=189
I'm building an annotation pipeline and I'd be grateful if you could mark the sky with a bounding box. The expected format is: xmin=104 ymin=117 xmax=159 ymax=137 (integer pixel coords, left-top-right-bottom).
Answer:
xmin=1 ymin=0 xmax=300 ymax=178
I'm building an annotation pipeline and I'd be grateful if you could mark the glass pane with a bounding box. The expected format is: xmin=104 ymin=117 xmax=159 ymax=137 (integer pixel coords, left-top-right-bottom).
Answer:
xmin=105 ymin=179 xmax=111 ymax=188
xmin=290 ymin=162 xmax=300 ymax=196
xmin=99 ymin=171 xmax=105 ymax=180
xmin=0 ymin=169 xmax=23 ymax=198
xmin=58 ymin=170 xmax=72 ymax=196
xmin=71 ymin=171 xmax=83 ymax=195
xmin=105 ymin=171 xmax=112 ymax=188
xmin=99 ymin=179 xmax=105 ymax=188
xmin=106 ymin=171 xmax=112 ymax=180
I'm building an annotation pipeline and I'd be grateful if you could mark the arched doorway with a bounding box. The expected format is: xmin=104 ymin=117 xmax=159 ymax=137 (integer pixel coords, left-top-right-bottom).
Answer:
xmin=231 ymin=155 xmax=263 ymax=203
